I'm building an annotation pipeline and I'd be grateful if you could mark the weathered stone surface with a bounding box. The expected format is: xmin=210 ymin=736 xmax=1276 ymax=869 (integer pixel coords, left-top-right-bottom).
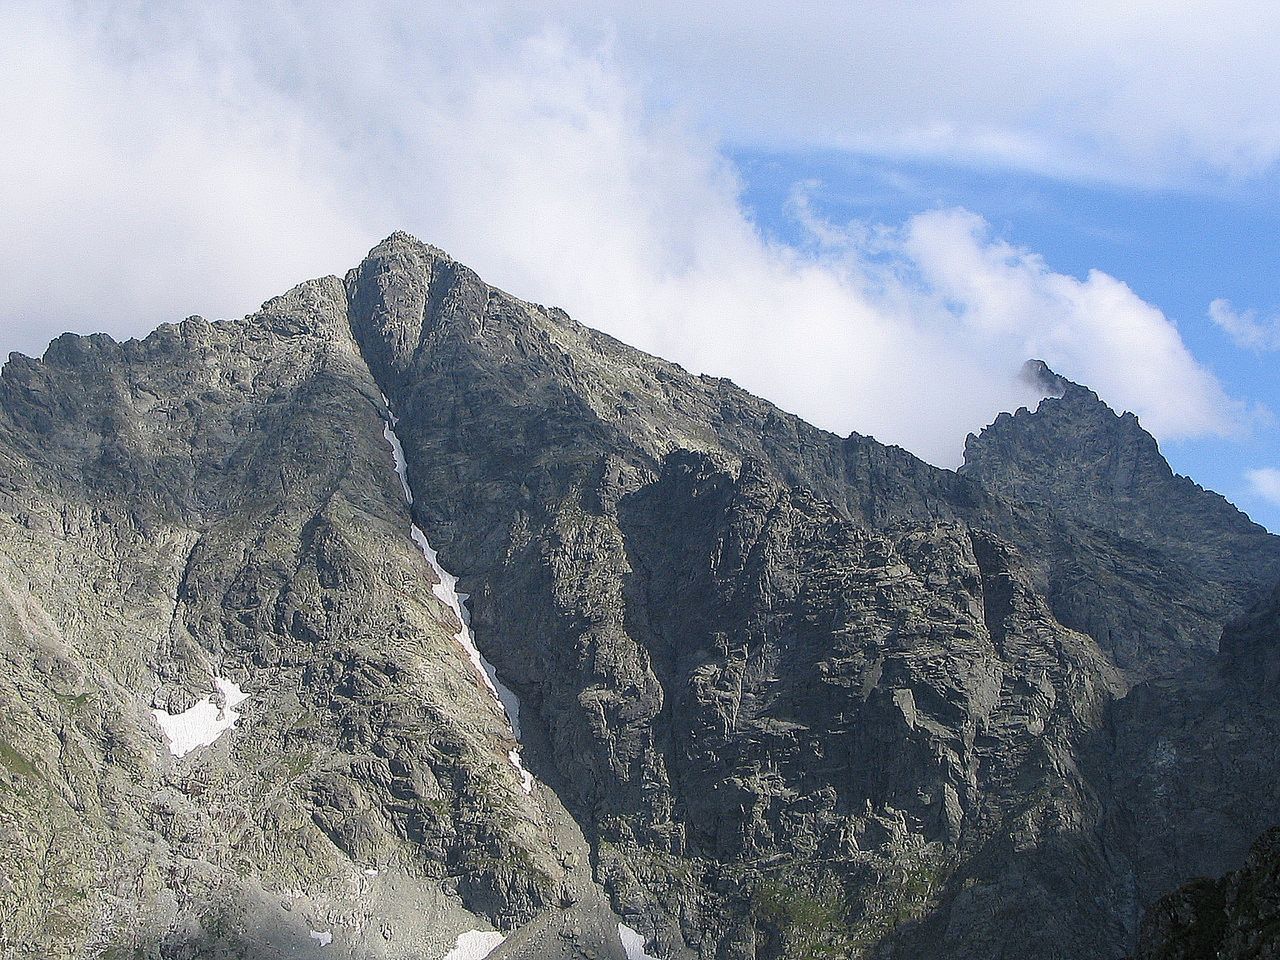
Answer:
xmin=1096 ymin=578 xmax=1280 ymax=949
xmin=0 ymin=277 xmax=596 ymax=958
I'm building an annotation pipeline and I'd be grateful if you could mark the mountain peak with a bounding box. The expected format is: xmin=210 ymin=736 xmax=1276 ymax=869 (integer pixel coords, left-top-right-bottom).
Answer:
xmin=367 ymin=229 xmax=454 ymax=262
xmin=961 ymin=361 xmax=1210 ymax=521
xmin=1019 ymin=357 xmax=1117 ymax=413
xmin=962 ymin=360 xmax=1280 ymax=673
xmin=7 ymin=229 xmax=1280 ymax=960
xmin=345 ymin=232 xmax=489 ymax=387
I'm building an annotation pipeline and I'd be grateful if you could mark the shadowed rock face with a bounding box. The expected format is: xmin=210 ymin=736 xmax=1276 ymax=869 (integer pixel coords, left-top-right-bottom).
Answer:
xmin=2 ymin=232 xmax=1278 ymax=960
xmin=1220 ymin=579 xmax=1280 ymax=689
xmin=1097 ymin=579 xmax=1280 ymax=949
xmin=1131 ymin=826 xmax=1280 ymax=960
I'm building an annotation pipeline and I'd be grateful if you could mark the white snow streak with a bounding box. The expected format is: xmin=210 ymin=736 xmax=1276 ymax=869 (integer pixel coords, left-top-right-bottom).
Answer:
xmin=380 ymin=397 xmax=534 ymax=793
xmin=618 ymin=923 xmax=660 ymax=960
xmin=383 ymin=417 xmax=414 ymax=503
xmin=152 ymin=678 xmax=248 ymax=758
xmin=442 ymin=930 xmax=506 ymax=960
xmin=309 ymin=930 xmax=333 ymax=947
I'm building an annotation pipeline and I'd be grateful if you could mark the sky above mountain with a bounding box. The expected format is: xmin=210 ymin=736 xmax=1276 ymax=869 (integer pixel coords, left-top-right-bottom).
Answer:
xmin=2 ymin=1 xmax=1277 ymax=529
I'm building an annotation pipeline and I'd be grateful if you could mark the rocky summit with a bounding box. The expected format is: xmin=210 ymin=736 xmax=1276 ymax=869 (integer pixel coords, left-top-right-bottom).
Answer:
xmin=1 ymin=232 xmax=1278 ymax=960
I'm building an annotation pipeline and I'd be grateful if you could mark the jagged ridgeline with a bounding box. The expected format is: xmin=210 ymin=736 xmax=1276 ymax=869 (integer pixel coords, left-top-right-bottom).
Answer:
xmin=1 ymin=232 xmax=1278 ymax=960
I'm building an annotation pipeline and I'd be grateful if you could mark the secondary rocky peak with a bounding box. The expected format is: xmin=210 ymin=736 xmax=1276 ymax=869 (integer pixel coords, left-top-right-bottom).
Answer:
xmin=1021 ymin=358 xmax=1071 ymax=398
xmin=959 ymin=359 xmax=1280 ymax=678
xmin=253 ymin=274 xmax=350 ymax=339
xmin=963 ymin=360 xmax=1168 ymax=507
xmin=958 ymin=359 xmax=1274 ymax=547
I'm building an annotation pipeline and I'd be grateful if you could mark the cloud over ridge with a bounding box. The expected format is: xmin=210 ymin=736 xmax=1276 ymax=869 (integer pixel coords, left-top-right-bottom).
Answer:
xmin=1247 ymin=467 xmax=1280 ymax=506
xmin=0 ymin=1 xmax=1248 ymax=466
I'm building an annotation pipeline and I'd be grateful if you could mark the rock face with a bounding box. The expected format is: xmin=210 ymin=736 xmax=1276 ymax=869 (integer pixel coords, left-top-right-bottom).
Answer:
xmin=1098 ymin=578 xmax=1280 ymax=947
xmin=1 ymin=232 xmax=1278 ymax=960
xmin=0 ymin=280 xmax=613 ymax=959
xmin=1132 ymin=826 xmax=1280 ymax=960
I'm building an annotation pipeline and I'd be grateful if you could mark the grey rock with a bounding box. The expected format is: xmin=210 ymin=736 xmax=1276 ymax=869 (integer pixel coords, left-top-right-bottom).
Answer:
xmin=1097 ymin=578 xmax=1280 ymax=945
xmin=962 ymin=360 xmax=1280 ymax=680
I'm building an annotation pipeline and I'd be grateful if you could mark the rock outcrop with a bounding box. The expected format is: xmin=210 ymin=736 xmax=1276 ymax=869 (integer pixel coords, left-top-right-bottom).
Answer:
xmin=0 ymin=279 xmax=610 ymax=959
xmin=1096 ymin=577 xmax=1280 ymax=949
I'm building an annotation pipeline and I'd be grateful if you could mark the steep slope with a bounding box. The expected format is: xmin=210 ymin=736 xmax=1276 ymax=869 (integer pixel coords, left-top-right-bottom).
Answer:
xmin=338 ymin=233 xmax=1266 ymax=958
xmin=343 ymin=234 xmax=991 ymax=532
xmin=1096 ymin=578 xmax=1280 ymax=944
xmin=350 ymin=235 xmax=1280 ymax=686
xmin=962 ymin=360 xmax=1280 ymax=679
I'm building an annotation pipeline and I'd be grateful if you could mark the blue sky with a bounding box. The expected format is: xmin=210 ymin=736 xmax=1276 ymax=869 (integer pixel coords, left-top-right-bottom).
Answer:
xmin=734 ymin=150 xmax=1280 ymax=527
xmin=1 ymin=2 xmax=1277 ymax=529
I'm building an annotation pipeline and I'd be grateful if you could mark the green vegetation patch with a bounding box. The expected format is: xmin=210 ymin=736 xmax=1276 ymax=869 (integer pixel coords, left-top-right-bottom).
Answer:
xmin=752 ymin=879 xmax=854 ymax=960
xmin=54 ymin=691 xmax=93 ymax=712
xmin=0 ymin=740 xmax=39 ymax=780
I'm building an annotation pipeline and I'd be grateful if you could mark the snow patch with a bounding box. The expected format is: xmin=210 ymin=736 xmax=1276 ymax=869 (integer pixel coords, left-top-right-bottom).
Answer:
xmin=411 ymin=528 xmax=527 ymax=739
xmin=442 ymin=929 xmax=505 ymax=960
xmin=309 ymin=930 xmax=333 ymax=947
xmin=509 ymin=748 xmax=534 ymax=794
xmin=152 ymin=677 xmax=248 ymax=758
xmin=487 ymin=652 xmax=523 ymax=737
xmin=618 ymin=923 xmax=660 ymax=960
xmin=383 ymin=420 xmax=414 ymax=504
xmin=381 ymin=400 xmax=535 ymax=794
xmin=363 ymin=868 xmax=379 ymax=876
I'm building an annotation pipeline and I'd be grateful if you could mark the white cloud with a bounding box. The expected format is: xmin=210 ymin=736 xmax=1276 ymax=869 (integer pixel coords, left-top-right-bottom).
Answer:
xmin=535 ymin=0 xmax=1280 ymax=185
xmin=1209 ymin=299 xmax=1280 ymax=352
xmin=0 ymin=3 xmax=377 ymax=359
xmin=1247 ymin=467 xmax=1280 ymax=505
xmin=890 ymin=209 xmax=1242 ymax=440
xmin=0 ymin=2 xmax=1248 ymax=467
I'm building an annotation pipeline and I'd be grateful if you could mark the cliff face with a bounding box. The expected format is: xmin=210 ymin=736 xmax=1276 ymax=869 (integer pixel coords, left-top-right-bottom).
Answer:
xmin=1 ymin=233 xmax=1277 ymax=960
xmin=1097 ymin=579 xmax=1280 ymax=949
xmin=0 ymin=280 xmax=607 ymax=960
